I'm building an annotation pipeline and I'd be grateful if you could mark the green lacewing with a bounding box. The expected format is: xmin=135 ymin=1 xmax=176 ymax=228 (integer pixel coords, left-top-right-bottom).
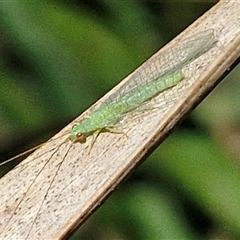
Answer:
xmin=69 ymin=29 xmax=217 ymax=145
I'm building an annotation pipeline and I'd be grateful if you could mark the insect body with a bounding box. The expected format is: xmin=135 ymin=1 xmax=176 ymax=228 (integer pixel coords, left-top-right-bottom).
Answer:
xmin=70 ymin=29 xmax=217 ymax=143
xmin=70 ymin=70 xmax=184 ymax=142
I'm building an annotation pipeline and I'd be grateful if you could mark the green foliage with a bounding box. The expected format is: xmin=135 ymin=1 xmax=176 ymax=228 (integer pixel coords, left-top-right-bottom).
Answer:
xmin=2 ymin=1 xmax=240 ymax=239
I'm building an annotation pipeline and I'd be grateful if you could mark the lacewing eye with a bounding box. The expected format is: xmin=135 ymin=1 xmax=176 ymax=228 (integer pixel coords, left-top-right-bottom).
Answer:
xmin=76 ymin=132 xmax=86 ymax=143
xmin=76 ymin=132 xmax=83 ymax=139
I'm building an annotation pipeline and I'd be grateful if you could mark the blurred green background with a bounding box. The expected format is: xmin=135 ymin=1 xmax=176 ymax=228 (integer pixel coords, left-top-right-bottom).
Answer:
xmin=1 ymin=1 xmax=240 ymax=239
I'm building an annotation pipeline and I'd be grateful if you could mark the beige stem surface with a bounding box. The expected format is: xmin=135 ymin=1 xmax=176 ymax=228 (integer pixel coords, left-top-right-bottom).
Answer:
xmin=1 ymin=1 xmax=240 ymax=239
